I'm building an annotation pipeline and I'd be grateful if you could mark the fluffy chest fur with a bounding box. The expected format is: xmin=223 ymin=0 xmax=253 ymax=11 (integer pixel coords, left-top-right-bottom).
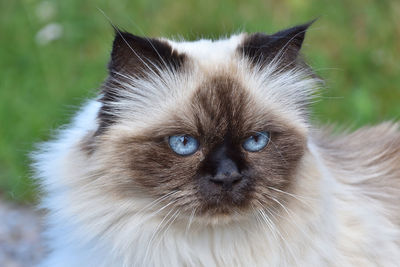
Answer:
xmin=33 ymin=22 xmax=400 ymax=267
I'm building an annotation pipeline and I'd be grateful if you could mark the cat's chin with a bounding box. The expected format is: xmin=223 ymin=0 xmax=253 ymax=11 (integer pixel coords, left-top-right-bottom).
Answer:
xmin=193 ymin=209 xmax=253 ymax=226
xmin=188 ymin=202 xmax=254 ymax=226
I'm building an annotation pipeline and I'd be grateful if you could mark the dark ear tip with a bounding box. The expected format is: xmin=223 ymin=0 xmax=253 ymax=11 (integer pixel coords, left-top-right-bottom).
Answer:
xmin=107 ymin=23 xmax=128 ymax=38
xmin=301 ymin=17 xmax=319 ymax=30
xmin=112 ymin=28 xmax=134 ymax=42
xmin=112 ymin=26 xmax=121 ymax=36
xmin=290 ymin=18 xmax=317 ymax=34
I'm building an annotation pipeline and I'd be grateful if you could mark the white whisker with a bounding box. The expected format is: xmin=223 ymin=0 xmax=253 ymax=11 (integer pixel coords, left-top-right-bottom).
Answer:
xmin=264 ymin=208 xmax=299 ymax=266
xmin=142 ymin=204 xmax=178 ymax=265
xmin=267 ymin=186 xmax=313 ymax=207
xmin=265 ymin=194 xmax=292 ymax=217
xmin=154 ymin=209 xmax=181 ymax=251
xmin=185 ymin=207 xmax=197 ymax=237
xmin=97 ymin=9 xmax=162 ymax=79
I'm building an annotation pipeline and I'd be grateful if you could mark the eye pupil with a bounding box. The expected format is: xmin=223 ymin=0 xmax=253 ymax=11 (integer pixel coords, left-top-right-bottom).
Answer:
xmin=242 ymin=131 xmax=270 ymax=152
xmin=169 ymin=135 xmax=199 ymax=156
xmin=182 ymin=136 xmax=188 ymax=146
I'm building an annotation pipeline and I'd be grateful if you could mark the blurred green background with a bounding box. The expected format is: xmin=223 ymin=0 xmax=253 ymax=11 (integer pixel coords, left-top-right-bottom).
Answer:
xmin=1 ymin=0 xmax=399 ymax=203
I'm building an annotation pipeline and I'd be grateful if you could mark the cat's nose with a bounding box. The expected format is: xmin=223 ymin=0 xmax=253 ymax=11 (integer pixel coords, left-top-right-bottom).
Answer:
xmin=209 ymin=158 xmax=242 ymax=189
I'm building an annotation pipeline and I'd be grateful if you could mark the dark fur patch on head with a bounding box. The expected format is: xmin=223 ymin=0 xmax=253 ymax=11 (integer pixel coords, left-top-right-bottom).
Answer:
xmin=108 ymin=74 xmax=307 ymax=217
xmin=96 ymin=31 xmax=187 ymax=134
xmin=108 ymin=30 xmax=186 ymax=77
xmin=238 ymin=21 xmax=313 ymax=71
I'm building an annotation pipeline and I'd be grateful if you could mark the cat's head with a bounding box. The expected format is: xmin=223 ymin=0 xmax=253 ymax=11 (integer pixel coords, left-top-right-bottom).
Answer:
xmin=86 ymin=22 xmax=320 ymax=224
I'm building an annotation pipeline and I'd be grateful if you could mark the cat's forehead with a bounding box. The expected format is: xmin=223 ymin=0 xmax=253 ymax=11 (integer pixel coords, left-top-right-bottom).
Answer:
xmin=179 ymin=74 xmax=306 ymax=138
xmin=103 ymin=27 xmax=320 ymax=137
xmin=166 ymin=34 xmax=245 ymax=66
xmin=189 ymin=74 xmax=252 ymax=138
xmin=119 ymin=72 xmax=308 ymax=144
xmin=110 ymin=66 xmax=311 ymax=138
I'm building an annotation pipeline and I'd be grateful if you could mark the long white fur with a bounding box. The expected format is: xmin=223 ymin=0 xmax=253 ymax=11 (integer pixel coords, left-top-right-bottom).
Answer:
xmin=33 ymin=34 xmax=399 ymax=266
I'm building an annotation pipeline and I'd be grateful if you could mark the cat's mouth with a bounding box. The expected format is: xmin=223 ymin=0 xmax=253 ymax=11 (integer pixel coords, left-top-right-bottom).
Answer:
xmin=197 ymin=175 xmax=253 ymax=215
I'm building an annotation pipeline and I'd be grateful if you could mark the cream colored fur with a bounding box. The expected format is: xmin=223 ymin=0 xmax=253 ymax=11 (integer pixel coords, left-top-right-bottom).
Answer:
xmin=33 ymin=34 xmax=400 ymax=266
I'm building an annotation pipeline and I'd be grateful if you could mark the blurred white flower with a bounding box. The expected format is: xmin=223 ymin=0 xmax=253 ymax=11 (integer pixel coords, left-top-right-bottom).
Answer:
xmin=35 ymin=23 xmax=63 ymax=45
xmin=35 ymin=1 xmax=57 ymax=22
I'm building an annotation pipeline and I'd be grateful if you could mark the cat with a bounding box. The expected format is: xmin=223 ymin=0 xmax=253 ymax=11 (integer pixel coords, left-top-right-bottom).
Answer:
xmin=32 ymin=21 xmax=400 ymax=267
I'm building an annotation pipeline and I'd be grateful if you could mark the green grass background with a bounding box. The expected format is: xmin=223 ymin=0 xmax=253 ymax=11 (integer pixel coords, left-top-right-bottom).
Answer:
xmin=1 ymin=0 xmax=399 ymax=203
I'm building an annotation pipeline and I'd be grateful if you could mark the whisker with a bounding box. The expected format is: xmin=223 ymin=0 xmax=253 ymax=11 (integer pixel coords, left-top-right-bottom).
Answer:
xmin=256 ymin=205 xmax=285 ymax=259
xmin=267 ymin=186 xmax=313 ymax=208
xmin=185 ymin=207 xmax=197 ymax=237
xmin=142 ymin=204 xmax=178 ymax=264
xmin=268 ymin=205 xmax=313 ymax=245
xmin=251 ymin=205 xmax=264 ymax=226
xmin=136 ymin=191 xmax=180 ymax=217
xmin=124 ymin=16 xmax=172 ymax=73
xmin=255 ymin=201 xmax=279 ymax=240
xmin=268 ymin=138 xmax=289 ymax=166
xmin=258 ymin=199 xmax=314 ymax=255
xmin=267 ymin=23 xmax=316 ymax=72
xmin=264 ymin=194 xmax=293 ymax=217
xmin=264 ymin=208 xmax=299 ymax=266
xmin=97 ymin=8 xmax=170 ymax=87
xmin=154 ymin=209 xmax=181 ymax=251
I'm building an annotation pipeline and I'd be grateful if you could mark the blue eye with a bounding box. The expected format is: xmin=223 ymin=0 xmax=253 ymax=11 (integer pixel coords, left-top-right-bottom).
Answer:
xmin=242 ymin=131 xmax=270 ymax=152
xmin=168 ymin=135 xmax=199 ymax=156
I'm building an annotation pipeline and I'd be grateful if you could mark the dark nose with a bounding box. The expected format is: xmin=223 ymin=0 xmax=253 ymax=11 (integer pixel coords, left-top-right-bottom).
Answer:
xmin=209 ymin=158 xmax=242 ymax=188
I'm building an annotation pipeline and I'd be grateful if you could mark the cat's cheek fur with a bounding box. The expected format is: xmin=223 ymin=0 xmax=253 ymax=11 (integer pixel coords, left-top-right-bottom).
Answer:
xmin=34 ymin=105 xmax=400 ymax=267
xmin=33 ymin=105 xmax=332 ymax=267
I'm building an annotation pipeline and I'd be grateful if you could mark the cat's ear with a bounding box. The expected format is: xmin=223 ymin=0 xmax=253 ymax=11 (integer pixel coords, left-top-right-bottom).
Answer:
xmin=108 ymin=30 xmax=186 ymax=78
xmin=239 ymin=21 xmax=314 ymax=69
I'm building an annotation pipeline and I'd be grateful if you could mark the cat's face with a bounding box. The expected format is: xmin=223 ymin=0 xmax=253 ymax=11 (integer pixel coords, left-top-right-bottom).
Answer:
xmin=88 ymin=23 xmax=319 ymax=223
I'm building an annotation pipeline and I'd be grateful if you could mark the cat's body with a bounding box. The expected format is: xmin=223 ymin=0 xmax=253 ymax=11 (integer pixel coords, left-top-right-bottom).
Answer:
xmin=33 ymin=23 xmax=400 ymax=267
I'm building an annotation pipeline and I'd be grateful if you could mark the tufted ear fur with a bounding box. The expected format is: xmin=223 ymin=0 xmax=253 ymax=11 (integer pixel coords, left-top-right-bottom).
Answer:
xmin=96 ymin=31 xmax=187 ymax=133
xmin=108 ymin=30 xmax=186 ymax=78
xmin=239 ymin=21 xmax=314 ymax=70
